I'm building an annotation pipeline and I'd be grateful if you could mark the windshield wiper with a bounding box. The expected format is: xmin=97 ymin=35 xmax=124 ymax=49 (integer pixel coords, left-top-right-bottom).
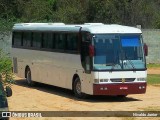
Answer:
xmin=124 ymin=53 xmax=136 ymax=71
xmin=109 ymin=51 xmax=123 ymax=72
xmin=110 ymin=63 xmax=117 ymax=72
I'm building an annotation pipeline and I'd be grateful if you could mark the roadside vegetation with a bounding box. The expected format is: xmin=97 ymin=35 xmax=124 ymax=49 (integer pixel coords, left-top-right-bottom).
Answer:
xmin=147 ymin=74 xmax=160 ymax=85
xmin=147 ymin=63 xmax=160 ymax=85
xmin=0 ymin=49 xmax=14 ymax=86
xmin=147 ymin=63 xmax=160 ymax=68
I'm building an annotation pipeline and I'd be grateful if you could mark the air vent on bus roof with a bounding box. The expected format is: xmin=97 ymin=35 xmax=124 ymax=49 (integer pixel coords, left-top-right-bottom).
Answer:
xmin=84 ymin=23 xmax=104 ymax=25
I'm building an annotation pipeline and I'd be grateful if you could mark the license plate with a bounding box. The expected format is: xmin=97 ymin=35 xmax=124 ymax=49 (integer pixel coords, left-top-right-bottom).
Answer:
xmin=120 ymin=86 xmax=128 ymax=90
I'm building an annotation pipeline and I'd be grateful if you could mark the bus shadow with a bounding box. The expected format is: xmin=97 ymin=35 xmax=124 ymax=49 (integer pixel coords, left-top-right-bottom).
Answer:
xmin=14 ymin=79 xmax=142 ymax=103
xmin=84 ymin=95 xmax=142 ymax=103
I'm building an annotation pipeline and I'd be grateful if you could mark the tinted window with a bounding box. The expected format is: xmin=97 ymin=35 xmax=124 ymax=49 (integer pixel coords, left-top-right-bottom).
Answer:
xmin=82 ymin=32 xmax=91 ymax=42
xmin=66 ymin=33 xmax=78 ymax=51
xmin=42 ymin=33 xmax=54 ymax=49
xmin=23 ymin=32 xmax=32 ymax=47
xmin=80 ymin=32 xmax=91 ymax=69
xmin=55 ymin=33 xmax=65 ymax=50
xmin=13 ymin=32 xmax=22 ymax=46
xmin=32 ymin=32 xmax=42 ymax=48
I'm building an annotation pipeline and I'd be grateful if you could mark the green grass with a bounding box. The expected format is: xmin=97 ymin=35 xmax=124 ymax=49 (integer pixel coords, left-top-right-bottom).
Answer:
xmin=147 ymin=74 xmax=160 ymax=85
xmin=147 ymin=63 xmax=160 ymax=68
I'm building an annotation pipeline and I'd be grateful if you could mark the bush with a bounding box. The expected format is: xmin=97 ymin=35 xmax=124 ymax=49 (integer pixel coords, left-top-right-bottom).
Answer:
xmin=0 ymin=49 xmax=14 ymax=86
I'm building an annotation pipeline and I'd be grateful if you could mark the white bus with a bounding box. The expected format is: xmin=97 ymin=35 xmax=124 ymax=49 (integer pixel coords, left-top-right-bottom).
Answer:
xmin=12 ymin=23 xmax=148 ymax=98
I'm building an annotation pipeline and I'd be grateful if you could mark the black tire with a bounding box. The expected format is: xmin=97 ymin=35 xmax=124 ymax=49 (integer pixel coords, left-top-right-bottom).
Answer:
xmin=73 ymin=77 xmax=87 ymax=99
xmin=26 ymin=68 xmax=35 ymax=86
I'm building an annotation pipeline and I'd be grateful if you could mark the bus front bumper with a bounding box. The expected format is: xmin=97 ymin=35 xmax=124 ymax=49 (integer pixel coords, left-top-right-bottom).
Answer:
xmin=93 ymin=83 xmax=146 ymax=95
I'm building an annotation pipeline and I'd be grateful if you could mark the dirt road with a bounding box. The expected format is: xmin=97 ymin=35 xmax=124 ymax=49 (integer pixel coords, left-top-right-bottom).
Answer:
xmin=147 ymin=68 xmax=160 ymax=74
xmin=7 ymin=69 xmax=160 ymax=120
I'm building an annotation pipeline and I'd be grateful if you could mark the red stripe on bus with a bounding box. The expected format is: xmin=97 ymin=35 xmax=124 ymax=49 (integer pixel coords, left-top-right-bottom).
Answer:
xmin=93 ymin=83 xmax=146 ymax=95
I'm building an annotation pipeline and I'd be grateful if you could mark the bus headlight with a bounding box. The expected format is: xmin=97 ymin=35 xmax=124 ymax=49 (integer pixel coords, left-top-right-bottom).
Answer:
xmin=103 ymin=79 xmax=109 ymax=82
xmin=94 ymin=79 xmax=99 ymax=83
xmin=137 ymin=78 xmax=146 ymax=81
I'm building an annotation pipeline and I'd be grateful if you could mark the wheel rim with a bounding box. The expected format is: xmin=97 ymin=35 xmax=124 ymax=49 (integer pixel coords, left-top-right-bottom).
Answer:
xmin=76 ymin=81 xmax=81 ymax=95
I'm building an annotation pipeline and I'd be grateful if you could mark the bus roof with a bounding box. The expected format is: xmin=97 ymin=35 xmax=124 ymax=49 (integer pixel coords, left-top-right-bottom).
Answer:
xmin=13 ymin=23 xmax=142 ymax=34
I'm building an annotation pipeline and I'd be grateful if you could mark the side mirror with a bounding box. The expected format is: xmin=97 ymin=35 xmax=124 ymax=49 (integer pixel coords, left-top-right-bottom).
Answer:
xmin=89 ymin=45 xmax=94 ymax=57
xmin=6 ymin=86 xmax=12 ymax=97
xmin=144 ymin=43 xmax=148 ymax=56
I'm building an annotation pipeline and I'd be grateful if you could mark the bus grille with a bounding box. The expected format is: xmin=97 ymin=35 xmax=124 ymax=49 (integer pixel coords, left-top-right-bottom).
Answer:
xmin=110 ymin=78 xmax=135 ymax=83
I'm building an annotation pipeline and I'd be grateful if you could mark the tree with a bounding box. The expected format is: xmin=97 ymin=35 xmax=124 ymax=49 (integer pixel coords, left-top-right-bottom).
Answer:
xmin=21 ymin=0 xmax=53 ymax=22
xmin=53 ymin=0 xmax=87 ymax=23
xmin=86 ymin=0 xmax=131 ymax=24
xmin=130 ymin=0 xmax=160 ymax=28
xmin=1 ymin=0 xmax=160 ymax=29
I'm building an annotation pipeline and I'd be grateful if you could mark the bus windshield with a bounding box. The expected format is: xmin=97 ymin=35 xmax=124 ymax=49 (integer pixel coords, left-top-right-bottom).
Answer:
xmin=93 ymin=34 xmax=145 ymax=71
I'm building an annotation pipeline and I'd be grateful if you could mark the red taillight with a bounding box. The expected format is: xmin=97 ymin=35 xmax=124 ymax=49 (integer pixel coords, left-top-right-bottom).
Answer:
xmin=143 ymin=43 xmax=148 ymax=56
xmin=89 ymin=45 xmax=94 ymax=57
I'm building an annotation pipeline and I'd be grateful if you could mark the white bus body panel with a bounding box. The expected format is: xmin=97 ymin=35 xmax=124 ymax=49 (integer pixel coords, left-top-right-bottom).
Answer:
xmin=12 ymin=48 xmax=93 ymax=94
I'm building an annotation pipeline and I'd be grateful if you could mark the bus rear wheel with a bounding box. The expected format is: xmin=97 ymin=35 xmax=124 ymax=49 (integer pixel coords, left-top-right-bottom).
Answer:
xmin=73 ymin=77 xmax=87 ymax=99
xmin=26 ymin=68 xmax=35 ymax=86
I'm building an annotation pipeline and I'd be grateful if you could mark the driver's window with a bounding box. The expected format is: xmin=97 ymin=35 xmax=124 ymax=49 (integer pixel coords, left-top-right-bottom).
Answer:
xmin=81 ymin=32 xmax=92 ymax=73
xmin=82 ymin=32 xmax=91 ymax=42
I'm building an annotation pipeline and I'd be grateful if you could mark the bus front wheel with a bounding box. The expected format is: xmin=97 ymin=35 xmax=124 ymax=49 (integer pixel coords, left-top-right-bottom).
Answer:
xmin=73 ymin=77 xmax=87 ymax=99
xmin=26 ymin=68 xmax=34 ymax=86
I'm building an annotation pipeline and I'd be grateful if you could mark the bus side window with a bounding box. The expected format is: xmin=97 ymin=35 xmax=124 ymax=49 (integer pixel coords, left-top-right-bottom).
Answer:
xmin=66 ymin=33 xmax=78 ymax=51
xmin=32 ymin=32 xmax=42 ymax=48
xmin=23 ymin=32 xmax=32 ymax=47
xmin=13 ymin=32 xmax=22 ymax=46
xmin=55 ymin=33 xmax=65 ymax=50
xmin=42 ymin=32 xmax=53 ymax=49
